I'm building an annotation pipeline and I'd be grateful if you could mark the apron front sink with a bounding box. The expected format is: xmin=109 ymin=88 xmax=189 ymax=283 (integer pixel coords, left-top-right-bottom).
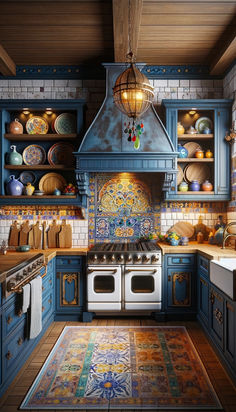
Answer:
xmin=210 ymin=258 xmax=236 ymax=300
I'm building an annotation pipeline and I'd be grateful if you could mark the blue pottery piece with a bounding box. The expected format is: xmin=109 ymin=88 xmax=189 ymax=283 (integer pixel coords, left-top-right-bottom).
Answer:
xmin=190 ymin=180 xmax=200 ymax=191
xmin=170 ymin=238 xmax=179 ymax=246
xmin=203 ymin=127 xmax=211 ymax=134
xmin=177 ymin=144 xmax=188 ymax=158
xmin=7 ymin=145 xmax=22 ymax=165
xmin=6 ymin=175 xmax=23 ymax=196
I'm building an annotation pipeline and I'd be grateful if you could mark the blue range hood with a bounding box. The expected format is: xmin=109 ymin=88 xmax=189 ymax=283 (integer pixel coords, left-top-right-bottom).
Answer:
xmin=74 ymin=63 xmax=178 ymax=196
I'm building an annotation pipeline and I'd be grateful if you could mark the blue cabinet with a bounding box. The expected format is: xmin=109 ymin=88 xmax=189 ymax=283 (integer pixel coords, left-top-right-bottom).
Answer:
xmin=197 ymin=254 xmax=210 ymax=327
xmin=0 ymin=99 xmax=86 ymax=206
xmin=55 ymin=255 xmax=84 ymax=320
xmin=164 ymin=253 xmax=197 ymax=318
xmin=209 ymin=284 xmax=224 ymax=350
xmin=162 ymin=99 xmax=232 ymax=200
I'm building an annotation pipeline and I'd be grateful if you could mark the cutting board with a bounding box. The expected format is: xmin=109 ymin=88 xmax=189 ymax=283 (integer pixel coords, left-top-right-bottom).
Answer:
xmin=8 ymin=220 xmax=20 ymax=246
xmin=33 ymin=221 xmax=42 ymax=249
xmin=19 ymin=220 xmax=31 ymax=245
xmin=28 ymin=227 xmax=34 ymax=248
xmin=58 ymin=221 xmax=72 ymax=248
xmin=169 ymin=221 xmax=195 ymax=238
xmin=194 ymin=215 xmax=210 ymax=240
xmin=48 ymin=220 xmax=60 ymax=248
xmin=42 ymin=221 xmax=48 ymax=250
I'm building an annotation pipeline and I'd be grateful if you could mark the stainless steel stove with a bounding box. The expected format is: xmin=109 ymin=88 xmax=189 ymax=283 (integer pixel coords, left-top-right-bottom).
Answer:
xmin=3 ymin=253 xmax=45 ymax=298
xmin=87 ymin=242 xmax=162 ymax=313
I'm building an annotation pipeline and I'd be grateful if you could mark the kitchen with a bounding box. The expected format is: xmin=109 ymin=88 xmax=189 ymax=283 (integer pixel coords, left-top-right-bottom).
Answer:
xmin=0 ymin=0 xmax=236 ymax=410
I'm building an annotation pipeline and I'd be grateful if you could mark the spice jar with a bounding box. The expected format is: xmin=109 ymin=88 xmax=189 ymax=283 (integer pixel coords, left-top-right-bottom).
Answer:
xmin=195 ymin=149 xmax=204 ymax=158
xmin=205 ymin=149 xmax=213 ymax=158
xmin=202 ymin=180 xmax=213 ymax=191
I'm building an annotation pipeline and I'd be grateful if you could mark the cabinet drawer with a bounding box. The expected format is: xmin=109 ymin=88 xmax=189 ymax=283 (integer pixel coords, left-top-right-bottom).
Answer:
xmin=56 ymin=256 xmax=82 ymax=268
xmin=198 ymin=254 xmax=209 ymax=278
xmin=42 ymin=271 xmax=54 ymax=294
xmin=3 ymin=320 xmax=28 ymax=375
xmin=3 ymin=297 xmax=26 ymax=338
xmin=167 ymin=255 xmax=195 ymax=266
xmin=47 ymin=258 xmax=55 ymax=274
xmin=42 ymin=291 xmax=54 ymax=323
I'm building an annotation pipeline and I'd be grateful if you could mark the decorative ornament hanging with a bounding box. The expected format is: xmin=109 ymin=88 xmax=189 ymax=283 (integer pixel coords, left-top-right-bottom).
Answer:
xmin=124 ymin=120 xmax=144 ymax=150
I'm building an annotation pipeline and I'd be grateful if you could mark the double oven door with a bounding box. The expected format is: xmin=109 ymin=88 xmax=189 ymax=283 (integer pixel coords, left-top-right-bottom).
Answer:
xmin=87 ymin=264 xmax=161 ymax=312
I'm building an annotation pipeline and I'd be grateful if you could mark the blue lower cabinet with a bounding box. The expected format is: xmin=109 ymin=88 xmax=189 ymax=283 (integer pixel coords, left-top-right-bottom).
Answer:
xmin=198 ymin=274 xmax=210 ymax=327
xmin=55 ymin=256 xmax=84 ymax=320
xmin=2 ymin=294 xmax=26 ymax=339
xmin=224 ymin=299 xmax=235 ymax=365
xmin=209 ymin=285 xmax=224 ymax=350
xmin=42 ymin=291 xmax=54 ymax=326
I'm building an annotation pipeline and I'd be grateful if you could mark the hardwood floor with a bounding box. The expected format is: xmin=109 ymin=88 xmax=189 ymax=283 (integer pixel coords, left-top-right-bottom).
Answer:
xmin=0 ymin=318 xmax=236 ymax=412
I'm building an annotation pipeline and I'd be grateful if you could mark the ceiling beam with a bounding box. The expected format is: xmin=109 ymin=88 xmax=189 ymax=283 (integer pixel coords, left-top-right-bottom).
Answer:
xmin=0 ymin=44 xmax=16 ymax=76
xmin=209 ymin=16 xmax=236 ymax=75
xmin=112 ymin=0 xmax=143 ymax=62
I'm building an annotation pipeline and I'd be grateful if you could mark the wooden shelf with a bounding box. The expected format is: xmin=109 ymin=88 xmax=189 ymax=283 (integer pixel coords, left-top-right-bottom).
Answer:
xmin=4 ymin=165 xmax=74 ymax=170
xmin=177 ymin=158 xmax=214 ymax=163
xmin=178 ymin=134 xmax=214 ymax=139
xmin=0 ymin=195 xmax=77 ymax=199
xmin=4 ymin=133 xmax=78 ymax=140
xmin=177 ymin=191 xmax=214 ymax=194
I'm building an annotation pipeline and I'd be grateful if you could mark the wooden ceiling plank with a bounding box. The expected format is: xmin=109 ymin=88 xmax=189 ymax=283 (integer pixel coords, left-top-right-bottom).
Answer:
xmin=112 ymin=0 xmax=143 ymax=62
xmin=142 ymin=2 xmax=236 ymax=15
xmin=0 ymin=44 xmax=16 ymax=76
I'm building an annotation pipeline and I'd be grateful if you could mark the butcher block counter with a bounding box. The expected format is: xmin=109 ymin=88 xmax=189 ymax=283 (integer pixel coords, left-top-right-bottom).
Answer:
xmin=157 ymin=241 xmax=236 ymax=260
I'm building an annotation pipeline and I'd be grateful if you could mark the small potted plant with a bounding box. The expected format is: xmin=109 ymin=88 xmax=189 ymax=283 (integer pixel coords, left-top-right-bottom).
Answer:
xmin=167 ymin=231 xmax=181 ymax=246
xmin=63 ymin=183 xmax=77 ymax=195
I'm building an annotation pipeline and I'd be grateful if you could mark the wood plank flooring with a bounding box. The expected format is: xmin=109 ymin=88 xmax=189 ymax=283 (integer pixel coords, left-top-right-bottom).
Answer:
xmin=0 ymin=318 xmax=236 ymax=412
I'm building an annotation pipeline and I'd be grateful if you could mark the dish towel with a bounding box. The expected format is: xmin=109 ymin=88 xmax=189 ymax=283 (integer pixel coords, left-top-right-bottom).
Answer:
xmin=29 ymin=275 xmax=42 ymax=340
xmin=22 ymin=283 xmax=30 ymax=313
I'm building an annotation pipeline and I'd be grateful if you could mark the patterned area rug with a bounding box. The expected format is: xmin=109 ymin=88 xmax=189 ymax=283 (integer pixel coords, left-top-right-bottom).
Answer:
xmin=20 ymin=326 xmax=222 ymax=410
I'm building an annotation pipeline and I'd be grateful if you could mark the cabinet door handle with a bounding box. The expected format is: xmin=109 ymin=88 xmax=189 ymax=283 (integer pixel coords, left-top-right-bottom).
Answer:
xmin=42 ymin=286 xmax=45 ymax=291
xmin=48 ymin=299 xmax=52 ymax=304
xmin=42 ymin=306 xmax=45 ymax=312
xmin=17 ymin=337 xmax=23 ymax=346
xmin=7 ymin=316 xmax=13 ymax=324
xmin=214 ymin=308 xmax=223 ymax=325
xmin=168 ymin=275 xmax=171 ymax=281
xmin=179 ymin=258 xmax=183 ymax=263
xmin=210 ymin=292 xmax=215 ymax=304
xmin=6 ymin=351 xmax=12 ymax=360
xmin=17 ymin=309 xmax=23 ymax=317
xmin=49 ymin=279 xmax=52 ymax=285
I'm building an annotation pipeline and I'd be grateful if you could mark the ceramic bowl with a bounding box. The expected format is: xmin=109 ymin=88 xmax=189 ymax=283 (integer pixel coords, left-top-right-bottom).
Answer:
xmin=34 ymin=190 xmax=44 ymax=196
xmin=16 ymin=245 xmax=31 ymax=252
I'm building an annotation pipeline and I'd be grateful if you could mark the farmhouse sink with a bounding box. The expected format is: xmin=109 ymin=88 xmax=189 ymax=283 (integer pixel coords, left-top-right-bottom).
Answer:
xmin=210 ymin=258 xmax=236 ymax=300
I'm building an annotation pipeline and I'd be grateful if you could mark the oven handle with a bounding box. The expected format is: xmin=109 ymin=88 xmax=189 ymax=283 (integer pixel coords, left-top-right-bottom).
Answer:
xmin=87 ymin=269 xmax=118 ymax=274
xmin=125 ymin=269 xmax=157 ymax=274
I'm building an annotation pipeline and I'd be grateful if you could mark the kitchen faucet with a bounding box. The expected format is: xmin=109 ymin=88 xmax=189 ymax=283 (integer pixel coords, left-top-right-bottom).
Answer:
xmin=222 ymin=222 xmax=236 ymax=249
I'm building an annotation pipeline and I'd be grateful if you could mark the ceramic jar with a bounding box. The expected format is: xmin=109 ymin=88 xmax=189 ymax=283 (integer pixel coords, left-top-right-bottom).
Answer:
xmin=9 ymin=118 xmax=23 ymax=134
xmin=180 ymin=236 xmax=189 ymax=246
xmin=202 ymin=180 xmax=213 ymax=191
xmin=177 ymin=122 xmax=185 ymax=135
xmin=24 ymin=182 xmax=35 ymax=196
xmin=205 ymin=149 xmax=213 ymax=158
xmin=197 ymin=231 xmax=204 ymax=244
xmin=190 ymin=180 xmax=200 ymax=191
xmin=186 ymin=126 xmax=197 ymax=134
xmin=7 ymin=145 xmax=23 ymax=165
xmin=170 ymin=238 xmax=179 ymax=246
xmin=177 ymin=144 xmax=188 ymax=158
xmin=179 ymin=181 xmax=188 ymax=192
xmin=53 ymin=188 xmax=61 ymax=196
xmin=6 ymin=175 xmax=23 ymax=196
xmin=203 ymin=127 xmax=211 ymax=134
xmin=195 ymin=149 xmax=204 ymax=158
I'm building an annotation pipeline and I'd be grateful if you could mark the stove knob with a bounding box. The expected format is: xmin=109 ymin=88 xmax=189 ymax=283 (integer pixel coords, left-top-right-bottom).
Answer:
xmin=151 ymin=255 xmax=159 ymax=263
xmin=32 ymin=263 xmax=37 ymax=269
xmin=134 ymin=254 xmax=142 ymax=263
xmin=16 ymin=274 xmax=23 ymax=281
xmin=23 ymin=269 xmax=28 ymax=276
xmin=142 ymin=255 xmax=150 ymax=264
xmin=117 ymin=254 xmax=124 ymax=263
xmin=99 ymin=254 xmax=106 ymax=263
xmin=90 ymin=254 xmax=98 ymax=263
xmin=126 ymin=254 xmax=132 ymax=263
xmin=109 ymin=254 xmax=116 ymax=263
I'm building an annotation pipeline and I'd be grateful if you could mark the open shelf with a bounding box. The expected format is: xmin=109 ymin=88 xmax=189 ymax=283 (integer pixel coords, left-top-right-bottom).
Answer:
xmin=177 ymin=158 xmax=214 ymax=163
xmin=177 ymin=191 xmax=214 ymax=195
xmin=0 ymin=195 xmax=77 ymax=199
xmin=178 ymin=134 xmax=214 ymax=139
xmin=4 ymin=165 xmax=74 ymax=170
xmin=4 ymin=133 xmax=78 ymax=141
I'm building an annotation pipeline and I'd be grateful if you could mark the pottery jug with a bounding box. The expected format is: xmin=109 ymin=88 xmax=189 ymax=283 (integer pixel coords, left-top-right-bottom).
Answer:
xmin=179 ymin=181 xmax=188 ymax=192
xmin=6 ymin=175 xmax=23 ymax=196
xmin=9 ymin=118 xmax=23 ymax=134
xmin=24 ymin=182 xmax=35 ymax=196
xmin=195 ymin=149 xmax=204 ymax=158
xmin=177 ymin=122 xmax=185 ymax=135
xmin=177 ymin=144 xmax=188 ymax=158
xmin=190 ymin=180 xmax=200 ymax=191
xmin=205 ymin=149 xmax=213 ymax=158
xmin=7 ymin=145 xmax=23 ymax=165
xmin=202 ymin=180 xmax=213 ymax=191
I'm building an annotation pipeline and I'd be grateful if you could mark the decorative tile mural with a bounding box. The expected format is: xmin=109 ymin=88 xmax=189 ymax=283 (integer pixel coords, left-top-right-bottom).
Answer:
xmin=88 ymin=173 xmax=161 ymax=244
xmin=0 ymin=205 xmax=84 ymax=220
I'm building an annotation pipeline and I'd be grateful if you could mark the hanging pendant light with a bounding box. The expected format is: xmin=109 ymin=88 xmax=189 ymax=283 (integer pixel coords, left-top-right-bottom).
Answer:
xmin=113 ymin=53 xmax=154 ymax=119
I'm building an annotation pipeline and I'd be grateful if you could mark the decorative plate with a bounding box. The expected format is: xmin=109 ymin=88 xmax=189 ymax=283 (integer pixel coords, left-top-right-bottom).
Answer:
xmin=54 ymin=113 xmax=76 ymax=134
xmin=19 ymin=171 xmax=36 ymax=185
xmin=195 ymin=117 xmax=213 ymax=133
xmin=39 ymin=173 xmax=66 ymax=195
xmin=47 ymin=142 xmax=74 ymax=166
xmin=26 ymin=116 xmax=49 ymax=134
xmin=23 ymin=145 xmax=46 ymax=165
xmin=183 ymin=142 xmax=202 ymax=158
xmin=184 ymin=163 xmax=211 ymax=184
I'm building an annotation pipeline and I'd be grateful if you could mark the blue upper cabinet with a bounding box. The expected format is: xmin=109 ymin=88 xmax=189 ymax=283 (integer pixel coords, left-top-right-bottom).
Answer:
xmin=162 ymin=99 xmax=232 ymax=201
xmin=0 ymin=99 xmax=86 ymax=206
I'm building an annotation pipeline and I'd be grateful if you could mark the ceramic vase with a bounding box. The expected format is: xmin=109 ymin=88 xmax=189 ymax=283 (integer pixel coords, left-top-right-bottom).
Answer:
xmin=177 ymin=144 xmax=188 ymax=158
xmin=190 ymin=180 xmax=200 ymax=191
xmin=170 ymin=238 xmax=179 ymax=246
xmin=24 ymin=182 xmax=35 ymax=196
xmin=9 ymin=118 xmax=23 ymax=134
xmin=179 ymin=181 xmax=188 ymax=192
xmin=202 ymin=180 xmax=213 ymax=191
xmin=7 ymin=145 xmax=23 ymax=165
xmin=205 ymin=149 xmax=213 ymax=158
xmin=195 ymin=149 xmax=204 ymax=158
xmin=6 ymin=175 xmax=23 ymax=196
xmin=177 ymin=122 xmax=185 ymax=135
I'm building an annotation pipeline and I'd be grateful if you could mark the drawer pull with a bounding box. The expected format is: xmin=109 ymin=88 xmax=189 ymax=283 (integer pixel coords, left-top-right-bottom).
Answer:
xmin=17 ymin=309 xmax=23 ymax=317
xmin=17 ymin=337 xmax=23 ymax=346
xmin=42 ymin=306 xmax=45 ymax=312
xmin=168 ymin=275 xmax=171 ymax=281
xmin=6 ymin=351 xmax=12 ymax=360
xmin=210 ymin=292 xmax=215 ymax=304
xmin=179 ymin=258 xmax=183 ymax=263
xmin=49 ymin=279 xmax=52 ymax=285
xmin=42 ymin=286 xmax=45 ymax=291
xmin=48 ymin=299 xmax=52 ymax=304
xmin=7 ymin=316 xmax=13 ymax=324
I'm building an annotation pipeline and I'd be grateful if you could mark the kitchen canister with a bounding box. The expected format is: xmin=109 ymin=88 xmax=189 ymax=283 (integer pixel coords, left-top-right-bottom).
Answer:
xmin=6 ymin=175 xmax=23 ymax=195
xmin=178 ymin=181 xmax=188 ymax=192
xmin=195 ymin=149 xmax=204 ymax=158
xmin=202 ymin=180 xmax=213 ymax=191
xmin=7 ymin=145 xmax=23 ymax=165
xmin=205 ymin=149 xmax=213 ymax=158
xmin=9 ymin=118 xmax=23 ymax=134
xmin=190 ymin=180 xmax=200 ymax=191
xmin=177 ymin=144 xmax=188 ymax=158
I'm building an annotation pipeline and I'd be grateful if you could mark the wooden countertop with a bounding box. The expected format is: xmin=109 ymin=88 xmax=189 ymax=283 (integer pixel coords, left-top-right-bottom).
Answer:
xmin=0 ymin=243 xmax=235 ymax=284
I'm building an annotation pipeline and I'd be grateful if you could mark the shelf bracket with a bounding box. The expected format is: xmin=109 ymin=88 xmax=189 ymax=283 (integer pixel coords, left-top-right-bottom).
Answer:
xmin=76 ymin=172 xmax=90 ymax=196
xmin=162 ymin=172 xmax=175 ymax=192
